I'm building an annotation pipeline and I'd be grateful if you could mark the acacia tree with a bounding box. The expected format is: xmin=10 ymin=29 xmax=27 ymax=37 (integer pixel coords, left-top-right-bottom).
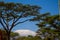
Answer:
xmin=36 ymin=14 xmax=60 ymax=40
xmin=30 ymin=12 xmax=60 ymax=40
xmin=0 ymin=2 xmax=41 ymax=40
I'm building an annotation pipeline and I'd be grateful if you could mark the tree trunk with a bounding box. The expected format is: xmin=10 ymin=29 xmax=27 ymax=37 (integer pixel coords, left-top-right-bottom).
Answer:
xmin=7 ymin=34 xmax=10 ymax=40
xmin=7 ymin=31 xmax=11 ymax=40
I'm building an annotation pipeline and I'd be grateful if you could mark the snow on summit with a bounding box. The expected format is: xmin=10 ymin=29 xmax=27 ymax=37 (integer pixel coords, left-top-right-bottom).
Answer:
xmin=14 ymin=29 xmax=37 ymax=36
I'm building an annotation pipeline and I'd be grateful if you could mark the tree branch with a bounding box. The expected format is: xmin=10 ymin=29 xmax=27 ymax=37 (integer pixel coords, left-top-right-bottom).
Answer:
xmin=1 ymin=11 xmax=9 ymax=31
xmin=9 ymin=12 xmax=24 ymax=31
xmin=9 ymin=18 xmax=15 ymax=31
xmin=14 ymin=19 xmax=29 ymax=26
xmin=2 ymin=17 xmax=9 ymax=30
xmin=14 ymin=13 xmax=23 ymax=24
xmin=0 ymin=19 xmax=7 ymax=32
xmin=0 ymin=11 xmax=7 ymax=31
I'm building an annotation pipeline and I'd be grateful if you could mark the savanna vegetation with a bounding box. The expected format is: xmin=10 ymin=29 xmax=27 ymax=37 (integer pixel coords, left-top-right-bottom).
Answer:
xmin=0 ymin=1 xmax=41 ymax=40
xmin=36 ymin=14 xmax=60 ymax=40
xmin=0 ymin=1 xmax=59 ymax=40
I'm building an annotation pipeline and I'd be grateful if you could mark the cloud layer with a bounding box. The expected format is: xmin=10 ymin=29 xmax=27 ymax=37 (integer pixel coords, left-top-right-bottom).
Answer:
xmin=14 ymin=29 xmax=37 ymax=36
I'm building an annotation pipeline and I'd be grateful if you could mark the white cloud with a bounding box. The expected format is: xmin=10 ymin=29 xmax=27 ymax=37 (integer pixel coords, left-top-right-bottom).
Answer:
xmin=14 ymin=29 xmax=37 ymax=36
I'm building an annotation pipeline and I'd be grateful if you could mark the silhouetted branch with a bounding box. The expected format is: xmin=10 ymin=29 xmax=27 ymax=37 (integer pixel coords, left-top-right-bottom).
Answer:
xmin=9 ymin=13 xmax=24 ymax=31
xmin=14 ymin=19 xmax=29 ymax=26
xmin=0 ymin=18 xmax=7 ymax=31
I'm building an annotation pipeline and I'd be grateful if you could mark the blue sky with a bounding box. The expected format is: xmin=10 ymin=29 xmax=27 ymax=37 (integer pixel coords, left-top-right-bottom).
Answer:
xmin=0 ymin=0 xmax=58 ymax=31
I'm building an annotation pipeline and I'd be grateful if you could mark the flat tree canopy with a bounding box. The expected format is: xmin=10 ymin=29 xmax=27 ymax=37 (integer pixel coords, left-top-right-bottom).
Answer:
xmin=0 ymin=2 xmax=41 ymax=40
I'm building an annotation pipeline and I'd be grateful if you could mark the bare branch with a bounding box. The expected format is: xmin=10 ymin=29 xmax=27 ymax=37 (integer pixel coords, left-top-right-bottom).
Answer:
xmin=9 ymin=18 xmax=15 ymax=31
xmin=14 ymin=19 xmax=29 ymax=26
xmin=0 ymin=19 xmax=7 ymax=31
xmin=1 ymin=11 xmax=9 ymax=30
xmin=9 ymin=12 xmax=24 ymax=31
xmin=2 ymin=17 xmax=10 ymax=30
xmin=0 ymin=11 xmax=8 ymax=31
xmin=14 ymin=12 xmax=23 ymax=24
